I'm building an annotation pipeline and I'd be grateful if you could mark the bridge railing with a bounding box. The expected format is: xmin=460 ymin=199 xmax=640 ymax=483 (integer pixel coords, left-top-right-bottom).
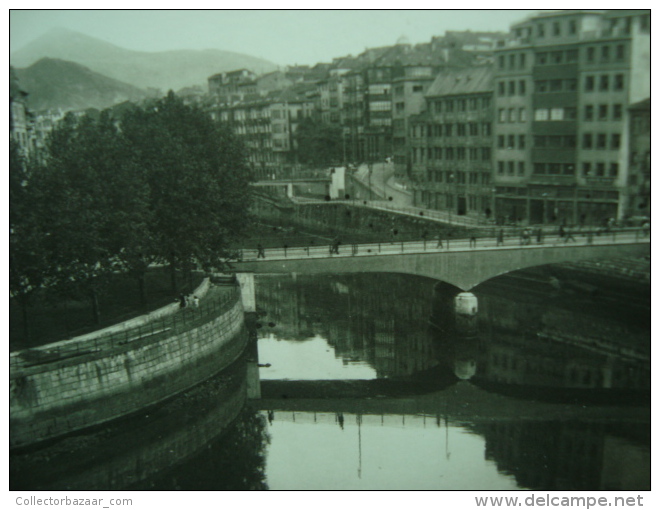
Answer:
xmin=10 ymin=286 xmax=241 ymax=369
xmin=238 ymin=227 xmax=649 ymax=262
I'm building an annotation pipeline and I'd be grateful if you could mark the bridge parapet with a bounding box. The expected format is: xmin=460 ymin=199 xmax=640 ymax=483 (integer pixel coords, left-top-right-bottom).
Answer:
xmin=233 ymin=229 xmax=649 ymax=291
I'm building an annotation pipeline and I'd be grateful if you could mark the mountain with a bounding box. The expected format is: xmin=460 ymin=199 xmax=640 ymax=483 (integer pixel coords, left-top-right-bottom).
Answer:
xmin=14 ymin=58 xmax=149 ymax=112
xmin=10 ymin=28 xmax=278 ymax=92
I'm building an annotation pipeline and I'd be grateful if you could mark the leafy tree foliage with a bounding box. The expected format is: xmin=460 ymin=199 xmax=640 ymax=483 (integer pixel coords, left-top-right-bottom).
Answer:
xmin=294 ymin=117 xmax=343 ymax=168
xmin=121 ymin=91 xmax=252 ymax=291
xmin=9 ymin=141 xmax=49 ymax=339
xmin=29 ymin=111 xmax=152 ymax=322
xmin=10 ymin=91 xmax=252 ymax=330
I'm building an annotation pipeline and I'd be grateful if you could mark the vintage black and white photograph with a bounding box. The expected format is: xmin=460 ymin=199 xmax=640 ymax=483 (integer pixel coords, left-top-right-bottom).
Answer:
xmin=9 ymin=7 xmax=651 ymax=492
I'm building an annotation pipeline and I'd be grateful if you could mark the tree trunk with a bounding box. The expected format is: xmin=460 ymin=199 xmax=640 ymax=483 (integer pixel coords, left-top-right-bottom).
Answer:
xmin=90 ymin=287 xmax=101 ymax=325
xmin=169 ymin=255 xmax=178 ymax=294
xmin=62 ymin=300 xmax=71 ymax=337
xmin=20 ymin=296 xmax=30 ymax=345
xmin=186 ymin=259 xmax=193 ymax=292
xmin=137 ymin=273 xmax=147 ymax=311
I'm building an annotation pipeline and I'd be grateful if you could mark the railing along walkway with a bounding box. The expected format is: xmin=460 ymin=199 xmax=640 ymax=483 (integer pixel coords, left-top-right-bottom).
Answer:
xmin=239 ymin=228 xmax=650 ymax=263
xmin=10 ymin=286 xmax=240 ymax=369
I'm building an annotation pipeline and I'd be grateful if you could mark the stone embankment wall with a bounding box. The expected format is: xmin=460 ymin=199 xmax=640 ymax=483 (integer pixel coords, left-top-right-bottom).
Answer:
xmin=10 ymin=281 xmax=247 ymax=449
xmin=251 ymin=198 xmax=473 ymax=240
xmin=12 ymin=368 xmax=249 ymax=490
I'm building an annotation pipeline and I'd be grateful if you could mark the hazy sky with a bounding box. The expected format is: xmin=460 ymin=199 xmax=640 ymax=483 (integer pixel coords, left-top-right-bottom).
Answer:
xmin=10 ymin=8 xmax=545 ymax=66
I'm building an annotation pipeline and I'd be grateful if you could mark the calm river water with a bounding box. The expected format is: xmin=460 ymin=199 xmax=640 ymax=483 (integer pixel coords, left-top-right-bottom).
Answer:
xmin=10 ymin=268 xmax=650 ymax=491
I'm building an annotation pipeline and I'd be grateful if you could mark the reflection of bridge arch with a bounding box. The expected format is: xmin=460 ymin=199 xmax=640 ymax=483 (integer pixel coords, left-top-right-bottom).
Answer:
xmin=234 ymin=234 xmax=649 ymax=290
xmin=256 ymin=380 xmax=651 ymax=422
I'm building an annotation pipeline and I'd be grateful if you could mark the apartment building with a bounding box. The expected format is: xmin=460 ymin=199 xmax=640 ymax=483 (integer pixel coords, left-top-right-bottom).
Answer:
xmin=391 ymin=65 xmax=442 ymax=182
xmin=492 ymin=10 xmax=650 ymax=225
xmin=209 ymin=97 xmax=275 ymax=180
xmin=408 ymin=66 xmax=494 ymax=218
xmin=627 ymin=98 xmax=650 ymax=218
xmin=10 ymin=67 xmax=33 ymax=157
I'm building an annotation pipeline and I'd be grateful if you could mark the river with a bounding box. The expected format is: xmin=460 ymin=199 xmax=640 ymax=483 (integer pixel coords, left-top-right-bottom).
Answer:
xmin=10 ymin=268 xmax=650 ymax=490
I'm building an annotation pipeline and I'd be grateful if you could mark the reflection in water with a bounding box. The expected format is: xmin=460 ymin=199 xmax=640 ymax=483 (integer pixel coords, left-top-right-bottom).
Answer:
xmin=256 ymin=274 xmax=441 ymax=380
xmin=258 ymin=333 xmax=377 ymax=380
xmin=10 ymin=270 xmax=649 ymax=490
xmin=10 ymin=356 xmax=266 ymax=491
xmin=134 ymin=407 xmax=270 ymax=491
xmin=255 ymin=271 xmax=650 ymax=490
xmin=261 ymin=410 xmax=650 ymax=491
xmin=262 ymin=411 xmax=519 ymax=490
xmin=256 ymin=273 xmax=650 ymax=392
xmin=468 ymin=420 xmax=650 ymax=491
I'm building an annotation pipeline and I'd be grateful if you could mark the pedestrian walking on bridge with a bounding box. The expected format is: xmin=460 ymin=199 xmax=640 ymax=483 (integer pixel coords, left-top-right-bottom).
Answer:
xmin=496 ymin=229 xmax=504 ymax=246
xmin=536 ymin=228 xmax=543 ymax=244
xmin=330 ymin=236 xmax=340 ymax=254
xmin=257 ymin=243 xmax=266 ymax=258
xmin=564 ymin=227 xmax=576 ymax=243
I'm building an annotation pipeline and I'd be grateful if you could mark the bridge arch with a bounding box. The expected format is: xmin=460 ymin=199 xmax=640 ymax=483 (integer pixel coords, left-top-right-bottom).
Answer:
xmin=233 ymin=243 xmax=649 ymax=291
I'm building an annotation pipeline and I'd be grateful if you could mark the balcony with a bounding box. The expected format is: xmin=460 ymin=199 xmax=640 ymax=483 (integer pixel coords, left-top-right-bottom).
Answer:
xmin=531 ymin=148 xmax=576 ymax=163
xmin=529 ymin=174 xmax=577 ymax=186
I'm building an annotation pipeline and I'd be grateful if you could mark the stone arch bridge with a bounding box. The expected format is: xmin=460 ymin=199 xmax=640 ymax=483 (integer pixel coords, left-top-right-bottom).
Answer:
xmin=232 ymin=231 xmax=649 ymax=291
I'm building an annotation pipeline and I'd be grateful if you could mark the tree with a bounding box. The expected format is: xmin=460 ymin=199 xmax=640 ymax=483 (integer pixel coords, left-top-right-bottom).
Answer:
xmin=294 ymin=117 xmax=343 ymax=168
xmin=32 ymin=111 xmax=152 ymax=323
xmin=121 ymin=91 xmax=252 ymax=292
xmin=9 ymin=141 xmax=49 ymax=340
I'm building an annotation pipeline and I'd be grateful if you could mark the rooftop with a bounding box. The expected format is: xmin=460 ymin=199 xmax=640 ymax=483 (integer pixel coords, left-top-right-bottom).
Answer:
xmin=425 ymin=66 xmax=493 ymax=97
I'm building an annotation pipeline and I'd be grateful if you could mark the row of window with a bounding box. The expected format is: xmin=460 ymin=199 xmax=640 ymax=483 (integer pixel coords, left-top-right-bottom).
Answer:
xmin=498 ymin=107 xmax=528 ymax=123
xmin=531 ymin=163 xmax=576 ymax=176
xmin=426 ymin=170 xmax=491 ymax=185
xmin=532 ymin=161 xmax=619 ymax=178
xmin=411 ymin=146 xmax=492 ymax=162
xmin=582 ymin=133 xmax=621 ymax=150
xmin=584 ymin=103 xmax=624 ymax=122
xmin=413 ymin=132 xmax=621 ymax=151
xmin=535 ymin=79 xmax=577 ymax=93
xmin=497 ymin=80 xmax=527 ymax=97
xmin=585 ymin=74 xmax=625 ymax=92
xmin=497 ymin=160 xmax=527 ymax=176
xmin=533 ymin=135 xmax=576 ymax=148
xmin=534 ymin=107 xmax=576 ymax=121
xmin=497 ymin=134 xmax=526 ymax=150
xmin=410 ymin=122 xmax=492 ymax=137
xmin=532 ymin=104 xmax=624 ymax=123
xmin=535 ymin=19 xmax=578 ymax=38
xmin=582 ymin=162 xmax=619 ymax=178
xmin=495 ymin=187 xmax=619 ymax=200
xmin=497 ymin=52 xmax=527 ymax=71
xmin=497 ymin=43 xmax=628 ymax=71
xmin=431 ymin=97 xmax=491 ymax=114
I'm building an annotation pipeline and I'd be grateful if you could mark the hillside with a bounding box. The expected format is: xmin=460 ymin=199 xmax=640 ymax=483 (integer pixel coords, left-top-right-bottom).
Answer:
xmin=11 ymin=28 xmax=278 ymax=92
xmin=14 ymin=58 xmax=149 ymax=112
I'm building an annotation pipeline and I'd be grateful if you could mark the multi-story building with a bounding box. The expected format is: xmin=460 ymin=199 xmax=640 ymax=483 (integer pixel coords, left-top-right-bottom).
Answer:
xmin=391 ymin=64 xmax=445 ymax=182
xmin=626 ymin=97 xmax=650 ymax=218
xmin=269 ymin=86 xmax=316 ymax=176
xmin=492 ymin=9 xmax=650 ymax=225
xmin=10 ymin=67 xmax=33 ymax=157
xmin=207 ymin=68 xmax=257 ymax=103
xmin=408 ymin=66 xmax=494 ymax=218
xmin=32 ymin=108 xmax=66 ymax=162
xmin=341 ymin=68 xmax=367 ymax=163
xmin=209 ymin=96 xmax=274 ymax=180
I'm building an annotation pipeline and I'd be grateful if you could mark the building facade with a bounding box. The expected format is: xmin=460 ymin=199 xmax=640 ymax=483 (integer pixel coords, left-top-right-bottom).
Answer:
xmin=408 ymin=66 xmax=495 ymax=219
xmin=626 ymin=98 xmax=650 ymax=218
xmin=492 ymin=10 xmax=650 ymax=225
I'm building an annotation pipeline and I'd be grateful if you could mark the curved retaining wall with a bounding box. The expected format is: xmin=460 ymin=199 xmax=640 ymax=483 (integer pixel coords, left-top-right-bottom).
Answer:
xmin=11 ymin=361 xmax=249 ymax=490
xmin=10 ymin=284 xmax=247 ymax=449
